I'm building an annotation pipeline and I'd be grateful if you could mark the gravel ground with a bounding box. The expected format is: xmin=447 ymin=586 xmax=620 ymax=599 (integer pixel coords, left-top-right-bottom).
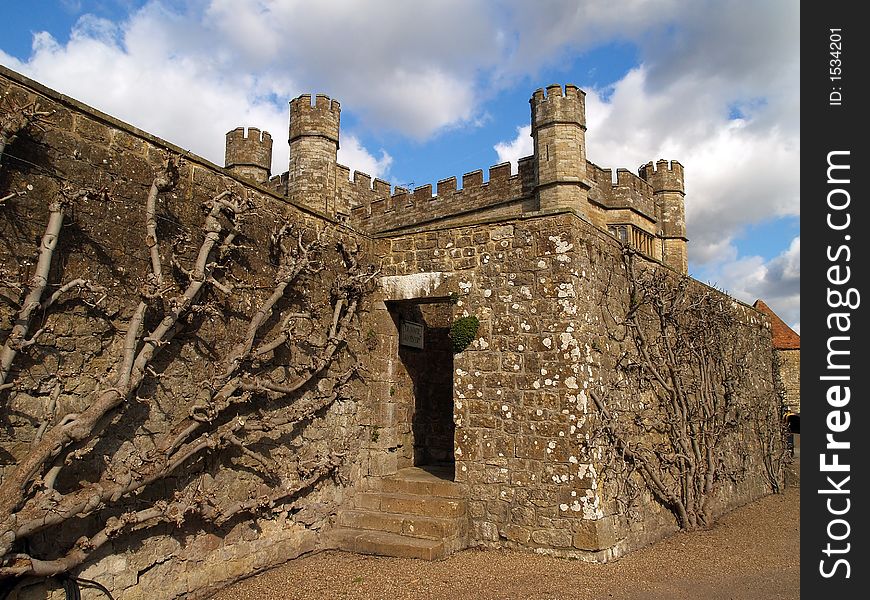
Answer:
xmin=209 ymin=482 xmax=799 ymax=600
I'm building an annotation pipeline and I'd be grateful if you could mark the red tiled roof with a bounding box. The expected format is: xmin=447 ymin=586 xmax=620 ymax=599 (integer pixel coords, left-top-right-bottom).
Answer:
xmin=753 ymin=299 xmax=800 ymax=349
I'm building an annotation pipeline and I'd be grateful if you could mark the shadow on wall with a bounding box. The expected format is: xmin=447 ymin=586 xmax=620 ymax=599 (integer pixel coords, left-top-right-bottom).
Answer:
xmin=388 ymin=301 xmax=455 ymax=478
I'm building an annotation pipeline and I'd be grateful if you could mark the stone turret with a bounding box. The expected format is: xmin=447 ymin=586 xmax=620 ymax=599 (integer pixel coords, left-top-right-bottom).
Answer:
xmin=639 ymin=159 xmax=687 ymax=273
xmin=288 ymin=93 xmax=341 ymax=215
xmin=530 ymin=84 xmax=590 ymax=217
xmin=225 ymin=127 xmax=272 ymax=184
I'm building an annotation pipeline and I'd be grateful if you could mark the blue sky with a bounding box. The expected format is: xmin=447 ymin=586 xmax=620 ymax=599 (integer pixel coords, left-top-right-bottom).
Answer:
xmin=0 ymin=0 xmax=799 ymax=330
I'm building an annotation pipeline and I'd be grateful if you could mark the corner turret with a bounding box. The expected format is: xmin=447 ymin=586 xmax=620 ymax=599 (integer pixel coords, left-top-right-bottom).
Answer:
xmin=530 ymin=84 xmax=590 ymax=217
xmin=225 ymin=127 xmax=273 ymax=184
xmin=288 ymin=94 xmax=341 ymax=215
xmin=639 ymin=159 xmax=687 ymax=273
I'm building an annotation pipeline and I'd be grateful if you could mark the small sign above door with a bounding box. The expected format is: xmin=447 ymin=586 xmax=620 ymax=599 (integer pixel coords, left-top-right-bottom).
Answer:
xmin=400 ymin=321 xmax=424 ymax=349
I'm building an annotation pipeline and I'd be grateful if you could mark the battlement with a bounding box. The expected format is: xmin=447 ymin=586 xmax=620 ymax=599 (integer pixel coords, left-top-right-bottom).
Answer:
xmin=639 ymin=159 xmax=685 ymax=194
xmin=347 ymin=158 xmax=534 ymax=233
xmin=278 ymin=84 xmax=684 ymax=271
xmin=586 ymin=162 xmax=656 ymax=219
xmin=225 ymin=126 xmax=273 ymax=183
xmin=530 ymin=83 xmax=586 ymax=131
xmin=289 ymin=93 xmax=340 ymax=144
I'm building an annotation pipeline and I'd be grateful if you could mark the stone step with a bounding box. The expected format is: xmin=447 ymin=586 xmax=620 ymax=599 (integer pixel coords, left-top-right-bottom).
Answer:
xmin=337 ymin=509 xmax=464 ymax=540
xmin=324 ymin=527 xmax=449 ymax=561
xmin=352 ymin=492 xmax=466 ymax=518
xmin=375 ymin=474 xmax=465 ymax=498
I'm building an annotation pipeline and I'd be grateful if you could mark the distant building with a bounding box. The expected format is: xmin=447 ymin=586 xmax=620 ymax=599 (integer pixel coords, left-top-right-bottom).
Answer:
xmin=753 ymin=299 xmax=800 ymax=429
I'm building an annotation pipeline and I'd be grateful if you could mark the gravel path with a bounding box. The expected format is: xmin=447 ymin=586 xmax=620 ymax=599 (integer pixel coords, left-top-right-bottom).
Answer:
xmin=209 ymin=484 xmax=799 ymax=600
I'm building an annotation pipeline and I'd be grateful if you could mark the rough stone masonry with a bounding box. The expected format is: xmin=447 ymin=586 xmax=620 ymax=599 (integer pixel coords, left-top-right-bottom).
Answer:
xmin=0 ymin=64 xmax=785 ymax=599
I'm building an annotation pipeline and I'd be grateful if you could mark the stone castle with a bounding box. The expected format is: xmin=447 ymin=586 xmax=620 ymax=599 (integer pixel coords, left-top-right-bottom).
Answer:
xmin=0 ymin=65 xmax=783 ymax=600
xmin=227 ymin=84 xmax=688 ymax=274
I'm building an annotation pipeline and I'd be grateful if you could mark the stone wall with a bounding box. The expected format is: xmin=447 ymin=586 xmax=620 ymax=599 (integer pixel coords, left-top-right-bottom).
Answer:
xmin=373 ymin=210 xmax=777 ymax=560
xmin=0 ymin=66 xmax=373 ymax=599
xmin=778 ymin=348 xmax=800 ymax=413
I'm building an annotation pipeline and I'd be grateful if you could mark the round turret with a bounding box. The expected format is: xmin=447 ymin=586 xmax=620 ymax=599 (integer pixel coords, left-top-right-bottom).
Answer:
xmin=289 ymin=94 xmax=340 ymax=146
xmin=529 ymin=84 xmax=589 ymax=215
xmin=225 ymin=127 xmax=273 ymax=184
xmin=287 ymin=94 xmax=342 ymax=215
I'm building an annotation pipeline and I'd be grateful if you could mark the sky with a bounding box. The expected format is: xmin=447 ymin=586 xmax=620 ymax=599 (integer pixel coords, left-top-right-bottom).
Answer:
xmin=0 ymin=0 xmax=799 ymax=331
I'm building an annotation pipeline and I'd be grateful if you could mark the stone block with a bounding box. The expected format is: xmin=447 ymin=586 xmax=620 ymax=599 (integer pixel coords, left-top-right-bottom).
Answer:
xmin=531 ymin=528 xmax=572 ymax=548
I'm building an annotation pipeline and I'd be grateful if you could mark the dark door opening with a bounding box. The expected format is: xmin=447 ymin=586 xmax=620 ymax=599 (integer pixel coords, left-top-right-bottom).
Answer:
xmin=389 ymin=300 xmax=455 ymax=480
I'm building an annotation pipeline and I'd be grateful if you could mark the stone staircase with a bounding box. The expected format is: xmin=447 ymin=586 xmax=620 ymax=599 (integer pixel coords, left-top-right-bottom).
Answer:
xmin=324 ymin=465 xmax=467 ymax=560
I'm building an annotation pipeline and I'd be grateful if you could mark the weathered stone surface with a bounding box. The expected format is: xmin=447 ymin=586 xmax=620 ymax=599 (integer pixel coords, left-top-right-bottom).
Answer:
xmin=0 ymin=64 xmax=782 ymax=598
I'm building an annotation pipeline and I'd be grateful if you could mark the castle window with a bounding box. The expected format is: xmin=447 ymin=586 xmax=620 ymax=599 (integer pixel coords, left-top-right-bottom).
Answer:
xmin=608 ymin=224 xmax=655 ymax=257
xmin=608 ymin=224 xmax=629 ymax=243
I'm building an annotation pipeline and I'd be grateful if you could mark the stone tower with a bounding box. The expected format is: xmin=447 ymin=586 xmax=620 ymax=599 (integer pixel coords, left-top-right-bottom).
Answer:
xmin=639 ymin=160 xmax=687 ymax=273
xmin=225 ymin=127 xmax=273 ymax=184
xmin=288 ymin=93 xmax=341 ymax=215
xmin=530 ymin=84 xmax=590 ymax=217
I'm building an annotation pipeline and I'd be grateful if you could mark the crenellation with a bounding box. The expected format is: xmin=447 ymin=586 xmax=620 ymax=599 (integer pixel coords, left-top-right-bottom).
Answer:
xmin=489 ymin=162 xmax=511 ymax=183
xmin=638 ymin=159 xmax=685 ymax=193
xmin=413 ymin=184 xmax=433 ymax=203
xmin=342 ymin=157 xmax=534 ymax=234
xmin=517 ymin=156 xmax=535 ymax=184
xmin=353 ymin=170 xmax=372 ymax=188
xmin=530 ymin=83 xmax=587 ymax=131
xmin=224 ymin=126 xmax=273 ymax=183
xmin=289 ymin=93 xmax=340 ymax=143
xmin=374 ymin=177 xmax=391 ymax=196
xmin=350 ymin=204 xmax=368 ymax=221
xmin=370 ymin=197 xmax=387 ymax=215
xmin=463 ymin=169 xmax=484 ymax=188
xmin=437 ymin=176 xmax=457 ymax=196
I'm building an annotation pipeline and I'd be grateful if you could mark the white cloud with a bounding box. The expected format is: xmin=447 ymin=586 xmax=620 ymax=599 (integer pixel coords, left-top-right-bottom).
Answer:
xmin=493 ymin=125 xmax=532 ymax=173
xmin=3 ymin=0 xmax=799 ymax=323
xmin=0 ymin=7 xmax=389 ymax=180
xmin=338 ymin=135 xmax=392 ymax=181
xmin=698 ymin=236 xmax=800 ymax=329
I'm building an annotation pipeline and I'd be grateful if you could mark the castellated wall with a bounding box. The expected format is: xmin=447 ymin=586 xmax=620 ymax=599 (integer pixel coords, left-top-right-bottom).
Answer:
xmin=373 ymin=211 xmax=777 ymax=559
xmin=343 ymin=157 xmax=668 ymax=238
xmin=0 ymin=67 xmax=376 ymax=599
xmin=345 ymin=158 xmax=537 ymax=234
xmin=1 ymin=65 xmax=779 ymax=596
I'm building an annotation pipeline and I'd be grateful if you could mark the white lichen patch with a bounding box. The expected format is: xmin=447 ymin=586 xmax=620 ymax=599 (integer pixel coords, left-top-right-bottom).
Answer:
xmin=557 ymin=282 xmax=576 ymax=298
xmin=548 ymin=234 xmax=574 ymax=254
xmin=565 ymin=376 xmax=579 ymax=389
xmin=581 ymin=490 xmax=604 ymax=519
